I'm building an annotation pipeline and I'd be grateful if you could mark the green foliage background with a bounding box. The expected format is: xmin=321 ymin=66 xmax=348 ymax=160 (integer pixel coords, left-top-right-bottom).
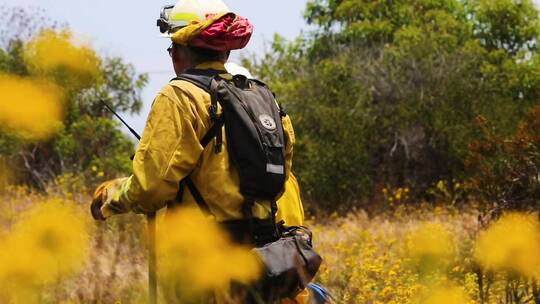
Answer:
xmin=3 ymin=2 xmax=540 ymax=213
xmin=0 ymin=7 xmax=148 ymax=190
xmin=246 ymin=0 xmax=540 ymax=211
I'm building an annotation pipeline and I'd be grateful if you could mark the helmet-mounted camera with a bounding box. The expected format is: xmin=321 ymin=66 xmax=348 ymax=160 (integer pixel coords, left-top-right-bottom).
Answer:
xmin=157 ymin=4 xmax=175 ymax=34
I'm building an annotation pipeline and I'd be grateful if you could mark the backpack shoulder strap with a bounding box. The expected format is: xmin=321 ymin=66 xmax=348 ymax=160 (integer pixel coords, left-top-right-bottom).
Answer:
xmin=175 ymin=114 xmax=225 ymax=217
xmin=170 ymin=72 xmax=224 ymax=216
xmin=172 ymin=68 xmax=223 ymax=93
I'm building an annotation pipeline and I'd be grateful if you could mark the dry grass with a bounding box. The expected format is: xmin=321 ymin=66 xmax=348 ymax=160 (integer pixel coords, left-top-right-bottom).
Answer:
xmin=312 ymin=206 xmax=480 ymax=303
xmin=0 ymin=186 xmax=147 ymax=303
xmin=1 ymin=187 xmax=539 ymax=304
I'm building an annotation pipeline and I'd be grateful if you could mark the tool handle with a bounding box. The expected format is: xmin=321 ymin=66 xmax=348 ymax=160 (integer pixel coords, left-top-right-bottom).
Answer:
xmin=147 ymin=212 xmax=157 ymax=304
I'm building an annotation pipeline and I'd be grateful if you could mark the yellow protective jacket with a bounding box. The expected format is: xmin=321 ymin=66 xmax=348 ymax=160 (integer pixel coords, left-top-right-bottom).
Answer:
xmin=101 ymin=61 xmax=304 ymax=226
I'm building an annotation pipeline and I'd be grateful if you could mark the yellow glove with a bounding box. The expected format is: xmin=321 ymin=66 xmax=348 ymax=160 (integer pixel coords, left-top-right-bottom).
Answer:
xmin=90 ymin=178 xmax=128 ymax=220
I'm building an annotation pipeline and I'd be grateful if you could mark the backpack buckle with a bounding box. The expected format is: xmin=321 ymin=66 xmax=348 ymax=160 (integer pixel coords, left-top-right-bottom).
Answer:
xmin=208 ymin=105 xmax=223 ymax=154
xmin=209 ymin=104 xmax=219 ymax=122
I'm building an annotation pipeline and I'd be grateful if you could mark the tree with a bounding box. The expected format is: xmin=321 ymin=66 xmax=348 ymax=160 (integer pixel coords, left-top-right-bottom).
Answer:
xmin=247 ymin=0 xmax=540 ymax=211
xmin=0 ymin=7 xmax=147 ymax=190
xmin=466 ymin=107 xmax=540 ymax=217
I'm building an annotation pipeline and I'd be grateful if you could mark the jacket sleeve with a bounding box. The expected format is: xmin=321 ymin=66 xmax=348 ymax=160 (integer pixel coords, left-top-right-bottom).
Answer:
xmin=282 ymin=114 xmax=295 ymax=181
xmin=269 ymin=113 xmax=295 ymax=206
xmin=274 ymin=115 xmax=305 ymax=226
xmin=101 ymin=87 xmax=204 ymax=217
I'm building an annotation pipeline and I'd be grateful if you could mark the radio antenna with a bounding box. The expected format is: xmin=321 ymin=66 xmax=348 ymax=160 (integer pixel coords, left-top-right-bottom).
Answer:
xmin=100 ymin=100 xmax=141 ymax=140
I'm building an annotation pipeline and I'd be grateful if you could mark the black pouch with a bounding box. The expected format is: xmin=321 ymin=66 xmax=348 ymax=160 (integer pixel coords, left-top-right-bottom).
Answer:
xmin=253 ymin=226 xmax=323 ymax=301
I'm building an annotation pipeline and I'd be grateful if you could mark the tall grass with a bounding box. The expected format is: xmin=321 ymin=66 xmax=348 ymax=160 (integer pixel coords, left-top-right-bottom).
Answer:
xmin=1 ymin=187 xmax=540 ymax=303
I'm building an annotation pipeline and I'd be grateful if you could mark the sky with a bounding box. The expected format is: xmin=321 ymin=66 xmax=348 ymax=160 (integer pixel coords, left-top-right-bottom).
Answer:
xmin=0 ymin=0 xmax=310 ymax=133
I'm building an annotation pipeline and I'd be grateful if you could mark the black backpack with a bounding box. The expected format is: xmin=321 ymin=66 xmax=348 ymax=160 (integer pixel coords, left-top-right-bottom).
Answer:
xmin=173 ymin=69 xmax=323 ymax=302
xmin=173 ymin=68 xmax=287 ymax=218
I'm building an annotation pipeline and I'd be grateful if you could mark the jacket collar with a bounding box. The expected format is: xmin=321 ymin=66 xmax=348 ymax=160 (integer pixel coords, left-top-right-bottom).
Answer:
xmin=194 ymin=61 xmax=227 ymax=72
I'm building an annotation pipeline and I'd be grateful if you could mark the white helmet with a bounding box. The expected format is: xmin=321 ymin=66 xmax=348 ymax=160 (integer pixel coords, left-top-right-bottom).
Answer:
xmin=225 ymin=62 xmax=254 ymax=79
xmin=157 ymin=0 xmax=230 ymax=37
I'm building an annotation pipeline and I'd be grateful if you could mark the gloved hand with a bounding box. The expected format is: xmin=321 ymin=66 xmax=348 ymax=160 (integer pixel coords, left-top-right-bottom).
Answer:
xmin=91 ymin=178 xmax=129 ymax=221
xmin=91 ymin=181 xmax=112 ymax=221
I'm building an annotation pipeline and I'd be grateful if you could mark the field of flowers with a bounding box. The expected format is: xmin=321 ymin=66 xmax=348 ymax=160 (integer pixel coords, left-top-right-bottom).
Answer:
xmin=3 ymin=18 xmax=540 ymax=304
xmin=1 ymin=183 xmax=539 ymax=304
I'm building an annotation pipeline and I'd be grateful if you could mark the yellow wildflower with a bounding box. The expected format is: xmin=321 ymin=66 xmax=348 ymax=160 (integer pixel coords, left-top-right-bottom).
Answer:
xmin=24 ymin=29 xmax=100 ymax=83
xmin=474 ymin=212 xmax=540 ymax=276
xmin=0 ymin=200 xmax=90 ymax=300
xmin=418 ymin=285 xmax=468 ymax=304
xmin=0 ymin=74 xmax=63 ymax=139
xmin=436 ymin=180 xmax=446 ymax=192
xmin=406 ymin=222 xmax=455 ymax=271
xmin=395 ymin=189 xmax=403 ymax=201
xmin=157 ymin=207 xmax=262 ymax=301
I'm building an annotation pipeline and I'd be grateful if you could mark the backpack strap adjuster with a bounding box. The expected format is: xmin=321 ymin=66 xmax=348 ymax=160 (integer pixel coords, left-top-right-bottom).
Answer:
xmin=279 ymin=103 xmax=287 ymax=117
xmin=209 ymin=78 xmax=223 ymax=154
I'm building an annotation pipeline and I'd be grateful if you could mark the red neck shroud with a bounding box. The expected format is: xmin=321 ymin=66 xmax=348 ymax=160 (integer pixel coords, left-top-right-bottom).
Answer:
xmin=190 ymin=13 xmax=253 ymax=51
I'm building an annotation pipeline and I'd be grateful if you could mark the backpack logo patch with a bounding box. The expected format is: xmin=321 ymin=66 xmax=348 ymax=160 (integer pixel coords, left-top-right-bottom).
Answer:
xmin=259 ymin=114 xmax=277 ymax=131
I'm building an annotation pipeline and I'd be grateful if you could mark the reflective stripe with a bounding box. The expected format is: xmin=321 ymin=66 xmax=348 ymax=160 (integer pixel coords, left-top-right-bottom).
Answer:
xmin=266 ymin=164 xmax=284 ymax=174
xmin=170 ymin=12 xmax=201 ymax=23
xmin=118 ymin=176 xmax=135 ymax=204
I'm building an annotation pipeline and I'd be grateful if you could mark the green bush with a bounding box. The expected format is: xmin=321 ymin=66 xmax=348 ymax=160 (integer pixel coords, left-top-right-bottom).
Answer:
xmin=0 ymin=7 xmax=147 ymax=190
xmin=247 ymin=0 xmax=540 ymax=211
